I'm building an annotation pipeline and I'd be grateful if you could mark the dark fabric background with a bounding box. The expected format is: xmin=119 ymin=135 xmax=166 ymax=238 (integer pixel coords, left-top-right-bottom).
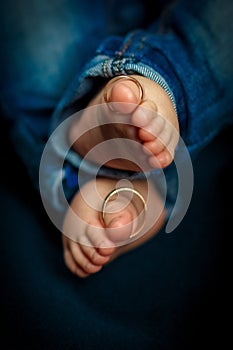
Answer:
xmin=0 ymin=118 xmax=232 ymax=350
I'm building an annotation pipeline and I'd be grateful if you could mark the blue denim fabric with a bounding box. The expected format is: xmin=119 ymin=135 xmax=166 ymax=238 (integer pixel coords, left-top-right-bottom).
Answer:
xmin=0 ymin=0 xmax=156 ymax=198
xmin=1 ymin=0 xmax=233 ymax=215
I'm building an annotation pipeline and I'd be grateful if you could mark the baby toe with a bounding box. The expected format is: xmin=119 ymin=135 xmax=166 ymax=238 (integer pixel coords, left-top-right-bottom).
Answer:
xmin=131 ymin=101 xmax=157 ymax=127
xmin=86 ymin=224 xmax=116 ymax=256
xmin=142 ymin=121 xmax=171 ymax=156
xmin=70 ymin=243 xmax=103 ymax=274
xmin=144 ymin=138 xmax=166 ymax=156
xmin=149 ymin=149 xmax=173 ymax=168
xmin=139 ymin=115 xmax=165 ymax=141
xmin=82 ymin=244 xmax=111 ymax=266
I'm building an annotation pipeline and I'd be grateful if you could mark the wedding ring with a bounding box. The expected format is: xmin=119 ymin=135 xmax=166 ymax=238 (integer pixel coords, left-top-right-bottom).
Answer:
xmin=103 ymin=75 xmax=144 ymax=105
xmin=101 ymin=187 xmax=147 ymax=238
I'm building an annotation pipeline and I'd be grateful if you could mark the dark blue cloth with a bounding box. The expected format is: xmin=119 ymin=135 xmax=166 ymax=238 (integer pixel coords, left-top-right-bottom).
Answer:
xmin=0 ymin=120 xmax=231 ymax=349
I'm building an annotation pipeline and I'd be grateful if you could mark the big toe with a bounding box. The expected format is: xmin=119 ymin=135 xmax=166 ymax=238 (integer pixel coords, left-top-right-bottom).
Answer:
xmin=105 ymin=210 xmax=134 ymax=242
xmin=104 ymin=76 xmax=143 ymax=114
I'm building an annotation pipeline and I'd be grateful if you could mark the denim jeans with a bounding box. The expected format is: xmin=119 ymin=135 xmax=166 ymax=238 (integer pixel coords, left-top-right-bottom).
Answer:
xmin=0 ymin=0 xmax=233 ymax=217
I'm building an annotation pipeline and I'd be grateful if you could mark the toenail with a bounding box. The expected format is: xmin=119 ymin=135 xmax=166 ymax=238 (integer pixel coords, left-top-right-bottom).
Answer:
xmin=158 ymin=153 xmax=171 ymax=166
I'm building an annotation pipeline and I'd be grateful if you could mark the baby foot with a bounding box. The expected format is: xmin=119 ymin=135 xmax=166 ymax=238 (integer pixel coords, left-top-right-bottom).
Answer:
xmin=62 ymin=178 xmax=165 ymax=278
xmin=69 ymin=75 xmax=179 ymax=170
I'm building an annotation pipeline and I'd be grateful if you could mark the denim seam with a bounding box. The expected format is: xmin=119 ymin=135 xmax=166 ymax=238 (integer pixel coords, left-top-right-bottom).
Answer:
xmin=116 ymin=36 xmax=134 ymax=57
xmin=124 ymin=61 xmax=177 ymax=111
xmin=90 ymin=58 xmax=177 ymax=110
